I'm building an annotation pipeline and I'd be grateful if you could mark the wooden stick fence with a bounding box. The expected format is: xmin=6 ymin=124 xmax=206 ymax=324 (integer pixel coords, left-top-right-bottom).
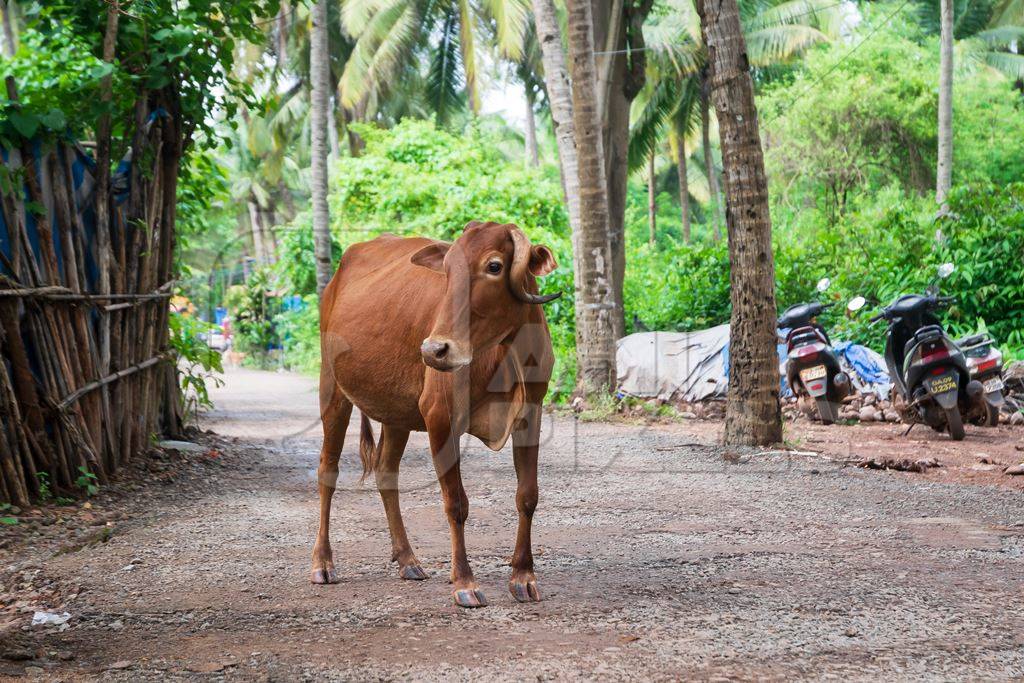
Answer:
xmin=0 ymin=130 xmax=182 ymax=506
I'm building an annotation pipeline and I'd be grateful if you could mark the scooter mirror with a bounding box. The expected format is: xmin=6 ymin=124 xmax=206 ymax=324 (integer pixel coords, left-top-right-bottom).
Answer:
xmin=847 ymin=296 xmax=866 ymax=312
xmin=816 ymin=277 xmax=831 ymax=293
xmin=937 ymin=262 xmax=955 ymax=279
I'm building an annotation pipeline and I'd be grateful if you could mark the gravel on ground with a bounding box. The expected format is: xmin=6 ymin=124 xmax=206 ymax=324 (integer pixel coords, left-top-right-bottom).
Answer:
xmin=2 ymin=366 xmax=1023 ymax=680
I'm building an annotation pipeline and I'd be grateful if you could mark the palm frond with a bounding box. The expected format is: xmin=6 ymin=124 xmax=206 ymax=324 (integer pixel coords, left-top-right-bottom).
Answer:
xmin=973 ymin=24 xmax=1024 ymax=45
xmin=982 ymin=49 xmax=1024 ymax=78
xmin=339 ymin=0 xmax=422 ymax=108
xmin=628 ymin=77 xmax=680 ymax=174
xmin=745 ymin=0 xmax=844 ymax=37
xmin=427 ymin=10 xmax=466 ymax=124
xmin=990 ymin=0 xmax=1024 ymax=26
xmin=481 ymin=0 xmax=531 ymax=59
xmin=341 ymin=0 xmax=389 ymax=37
xmin=672 ymin=76 xmax=701 ymax=140
xmin=745 ymin=24 xmax=830 ymax=66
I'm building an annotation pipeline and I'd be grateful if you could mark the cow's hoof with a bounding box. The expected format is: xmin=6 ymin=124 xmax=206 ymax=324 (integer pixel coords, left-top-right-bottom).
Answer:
xmin=509 ymin=576 xmax=541 ymax=603
xmin=310 ymin=567 xmax=339 ymax=584
xmin=453 ymin=588 xmax=488 ymax=608
xmin=399 ymin=563 xmax=429 ymax=581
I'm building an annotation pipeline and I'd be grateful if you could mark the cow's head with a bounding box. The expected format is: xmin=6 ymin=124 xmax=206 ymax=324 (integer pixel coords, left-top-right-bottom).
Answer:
xmin=411 ymin=221 xmax=560 ymax=371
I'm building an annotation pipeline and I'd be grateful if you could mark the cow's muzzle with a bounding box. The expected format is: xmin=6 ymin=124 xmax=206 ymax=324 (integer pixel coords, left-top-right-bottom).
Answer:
xmin=420 ymin=338 xmax=470 ymax=371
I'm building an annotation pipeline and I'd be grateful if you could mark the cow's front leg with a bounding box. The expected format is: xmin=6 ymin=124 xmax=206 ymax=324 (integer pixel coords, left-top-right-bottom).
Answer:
xmin=509 ymin=404 xmax=541 ymax=602
xmin=426 ymin=419 xmax=486 ymax=608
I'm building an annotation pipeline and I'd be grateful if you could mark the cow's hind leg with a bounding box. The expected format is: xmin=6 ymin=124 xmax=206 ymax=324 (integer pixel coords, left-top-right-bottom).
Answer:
xmin=311 ymin=382 xmax=353 ymax=585
xmin=375 ymin=425 xmax=428 ymax=580
xmin=426 ymin=420 xmax=486 ymax=608
xmin=509 ymin=404 xmax=541 ymax=602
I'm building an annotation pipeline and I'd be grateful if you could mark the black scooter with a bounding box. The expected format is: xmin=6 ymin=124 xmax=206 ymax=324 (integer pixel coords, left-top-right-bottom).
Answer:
xmin=855 ymin=263 xmax=985 ymax=440
xmin=779 ymin=278 xmax=851 ymax=425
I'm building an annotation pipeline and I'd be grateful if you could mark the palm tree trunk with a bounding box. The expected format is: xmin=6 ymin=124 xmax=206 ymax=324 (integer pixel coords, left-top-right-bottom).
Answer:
xmin=565 ymin=0 xmax=617 ymax=396
xmin=310 ymin=0 xmax=333 ymax=295
xmin=697 ymin=0 xmax=782 ymax=446
xmin=1 ymin=0 xmax=16 ymax=56
xmin=936 ymin=0 xmax=954 ymax=208
xmin=531 ymin=0 xmax=582 ymax=255
xmin=676 ymin=134 xmax=691 ymax=243
xmin=328 ymin=96 xmax=341 ymax=160
xmin=262 ymin=207 xmax=278 ymax=262
xmin=524 ymin=88 xmax=539 ymax=167
xmin=648 ymin=150 xmax=656 ymax=245
xmin=248 ymin=200 xmax=266 ymax=264
xmin=700 ymin=83 xmax=722 ymax=241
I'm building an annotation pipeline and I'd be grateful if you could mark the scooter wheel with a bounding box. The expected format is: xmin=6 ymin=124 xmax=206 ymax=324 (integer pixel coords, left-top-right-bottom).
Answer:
xmin=945 ymin=406 xmax=966 ymax=441
xmin=815 ymin=398 xmax=837 ymax=425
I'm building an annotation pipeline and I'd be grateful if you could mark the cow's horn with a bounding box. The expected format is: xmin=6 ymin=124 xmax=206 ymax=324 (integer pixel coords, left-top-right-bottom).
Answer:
xmin=509 ymin=227 xmax=563 ymax=305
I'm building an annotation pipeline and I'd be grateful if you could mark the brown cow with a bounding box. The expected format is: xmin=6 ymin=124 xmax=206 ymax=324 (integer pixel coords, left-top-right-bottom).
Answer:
xmin=310 ymin=221 xmax=560 ymax=608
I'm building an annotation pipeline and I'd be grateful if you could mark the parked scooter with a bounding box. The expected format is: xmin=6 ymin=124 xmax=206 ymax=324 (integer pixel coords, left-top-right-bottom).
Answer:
xmin=779 ymin=278 xmax=851 ymax=425
xmin=850 ymin=263 xmax=989 ymax=440
xmin=956 ymin=332 xmax=1005 ymax=426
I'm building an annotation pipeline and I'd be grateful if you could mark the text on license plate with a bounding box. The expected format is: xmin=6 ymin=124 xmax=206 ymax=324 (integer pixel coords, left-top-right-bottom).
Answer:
xmin=927 ymin=374 xmax=958 ymax=395
xmin=800 ymin=365 xmax=827 ymax=382
xmin=983 ymin=377 xmax=1004 ymax=393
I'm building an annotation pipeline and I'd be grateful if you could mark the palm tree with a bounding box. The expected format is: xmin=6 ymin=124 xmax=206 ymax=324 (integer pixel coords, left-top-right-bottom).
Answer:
xmin=696 ymin=0 xmax=782 ymax=446
xmin=630 ymin=0 xmax=843 ymax=239
xmin=337 ymin=0 xmax=530 ymax=122
xmin=310 ymin=0 xmax=332 ymax=295
xmin=565 ymin=0 xmax=618 ymax=395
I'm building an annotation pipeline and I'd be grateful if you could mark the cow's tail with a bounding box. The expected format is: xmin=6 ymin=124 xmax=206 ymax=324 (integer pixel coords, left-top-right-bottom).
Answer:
xmin=359 ymin=413 xmax=380 ymax=482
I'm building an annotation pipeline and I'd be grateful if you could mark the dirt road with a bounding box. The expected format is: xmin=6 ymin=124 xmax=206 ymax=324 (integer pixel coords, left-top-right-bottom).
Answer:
xmin=3 ymin=367 xmax=1024 ymax=680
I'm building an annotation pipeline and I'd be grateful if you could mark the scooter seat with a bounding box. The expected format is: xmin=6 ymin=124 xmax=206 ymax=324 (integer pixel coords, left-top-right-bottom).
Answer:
xmin=956 ymin=333 xmax=986 ymax=348
xmin=903 ymin=325 xmax=944 ymax=359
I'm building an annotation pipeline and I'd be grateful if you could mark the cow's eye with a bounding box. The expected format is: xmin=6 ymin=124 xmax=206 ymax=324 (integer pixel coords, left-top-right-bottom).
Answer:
xmin=486 ymin=261 xmax=503 ymax=275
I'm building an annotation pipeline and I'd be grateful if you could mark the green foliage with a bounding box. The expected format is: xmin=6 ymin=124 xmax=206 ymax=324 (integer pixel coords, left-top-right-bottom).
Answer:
xmin=169 ymin=312 xmax=225 ymax=420
xmin=0 ymin=18 xmax=118 ymax=145
xmin=17 ymin=0 xmax=281 ymax=145
xmin=75 ymin=467 xmax=99 ymax=497
xmin=275 ymin=217 xmax=343 ymax=297
xmin=936 ymin=184 xmax=1024 ymax=355
xmin=36 ymin=471 xmax=53 ymax=503
xmin=0 ymin=503 xmax=18 ymax=526
xmin=273 ymin=297 xmax=323 ymax=375
xmin=762 ymin=28 xmax=940 ymax=215
xmin=332 ymin=120 xmax=570 ymax=243
xmin=762 ymin=25 xmax=1024 ymax=218
xmin=223 ymin=269 xmax=281 ymax=366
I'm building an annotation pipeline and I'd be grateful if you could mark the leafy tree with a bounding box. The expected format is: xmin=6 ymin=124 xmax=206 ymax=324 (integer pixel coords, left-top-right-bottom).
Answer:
xmin=761 ymin=26 xmax=1024 ymax=219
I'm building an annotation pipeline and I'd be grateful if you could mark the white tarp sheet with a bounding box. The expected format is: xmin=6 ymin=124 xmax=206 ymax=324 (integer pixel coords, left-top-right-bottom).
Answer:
xmin=616 ymin=326 xmax=731 ymax=402
xmin=616 ymin=326 xmax=892 ymax=402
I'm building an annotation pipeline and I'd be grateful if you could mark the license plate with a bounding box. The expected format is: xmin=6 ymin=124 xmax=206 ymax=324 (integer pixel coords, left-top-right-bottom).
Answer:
xmin=926 ymin=373 xmax=958 ymax=395
xmin=983 ymin=377 xmax=1004 ymax=393
xmin=800 ymin=365 xmax=827 ymax=383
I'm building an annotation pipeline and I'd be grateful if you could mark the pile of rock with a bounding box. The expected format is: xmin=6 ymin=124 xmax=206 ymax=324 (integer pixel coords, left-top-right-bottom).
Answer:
xmin=839 ymin=393 xmax=902 ymax=423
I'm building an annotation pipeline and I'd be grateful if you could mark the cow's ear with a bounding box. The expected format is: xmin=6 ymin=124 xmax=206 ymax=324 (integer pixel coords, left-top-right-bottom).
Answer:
xmin=529 ymin=244 xmax=557 ymax=277
xmin=410 ymin=241 xmax=450 ymax=272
